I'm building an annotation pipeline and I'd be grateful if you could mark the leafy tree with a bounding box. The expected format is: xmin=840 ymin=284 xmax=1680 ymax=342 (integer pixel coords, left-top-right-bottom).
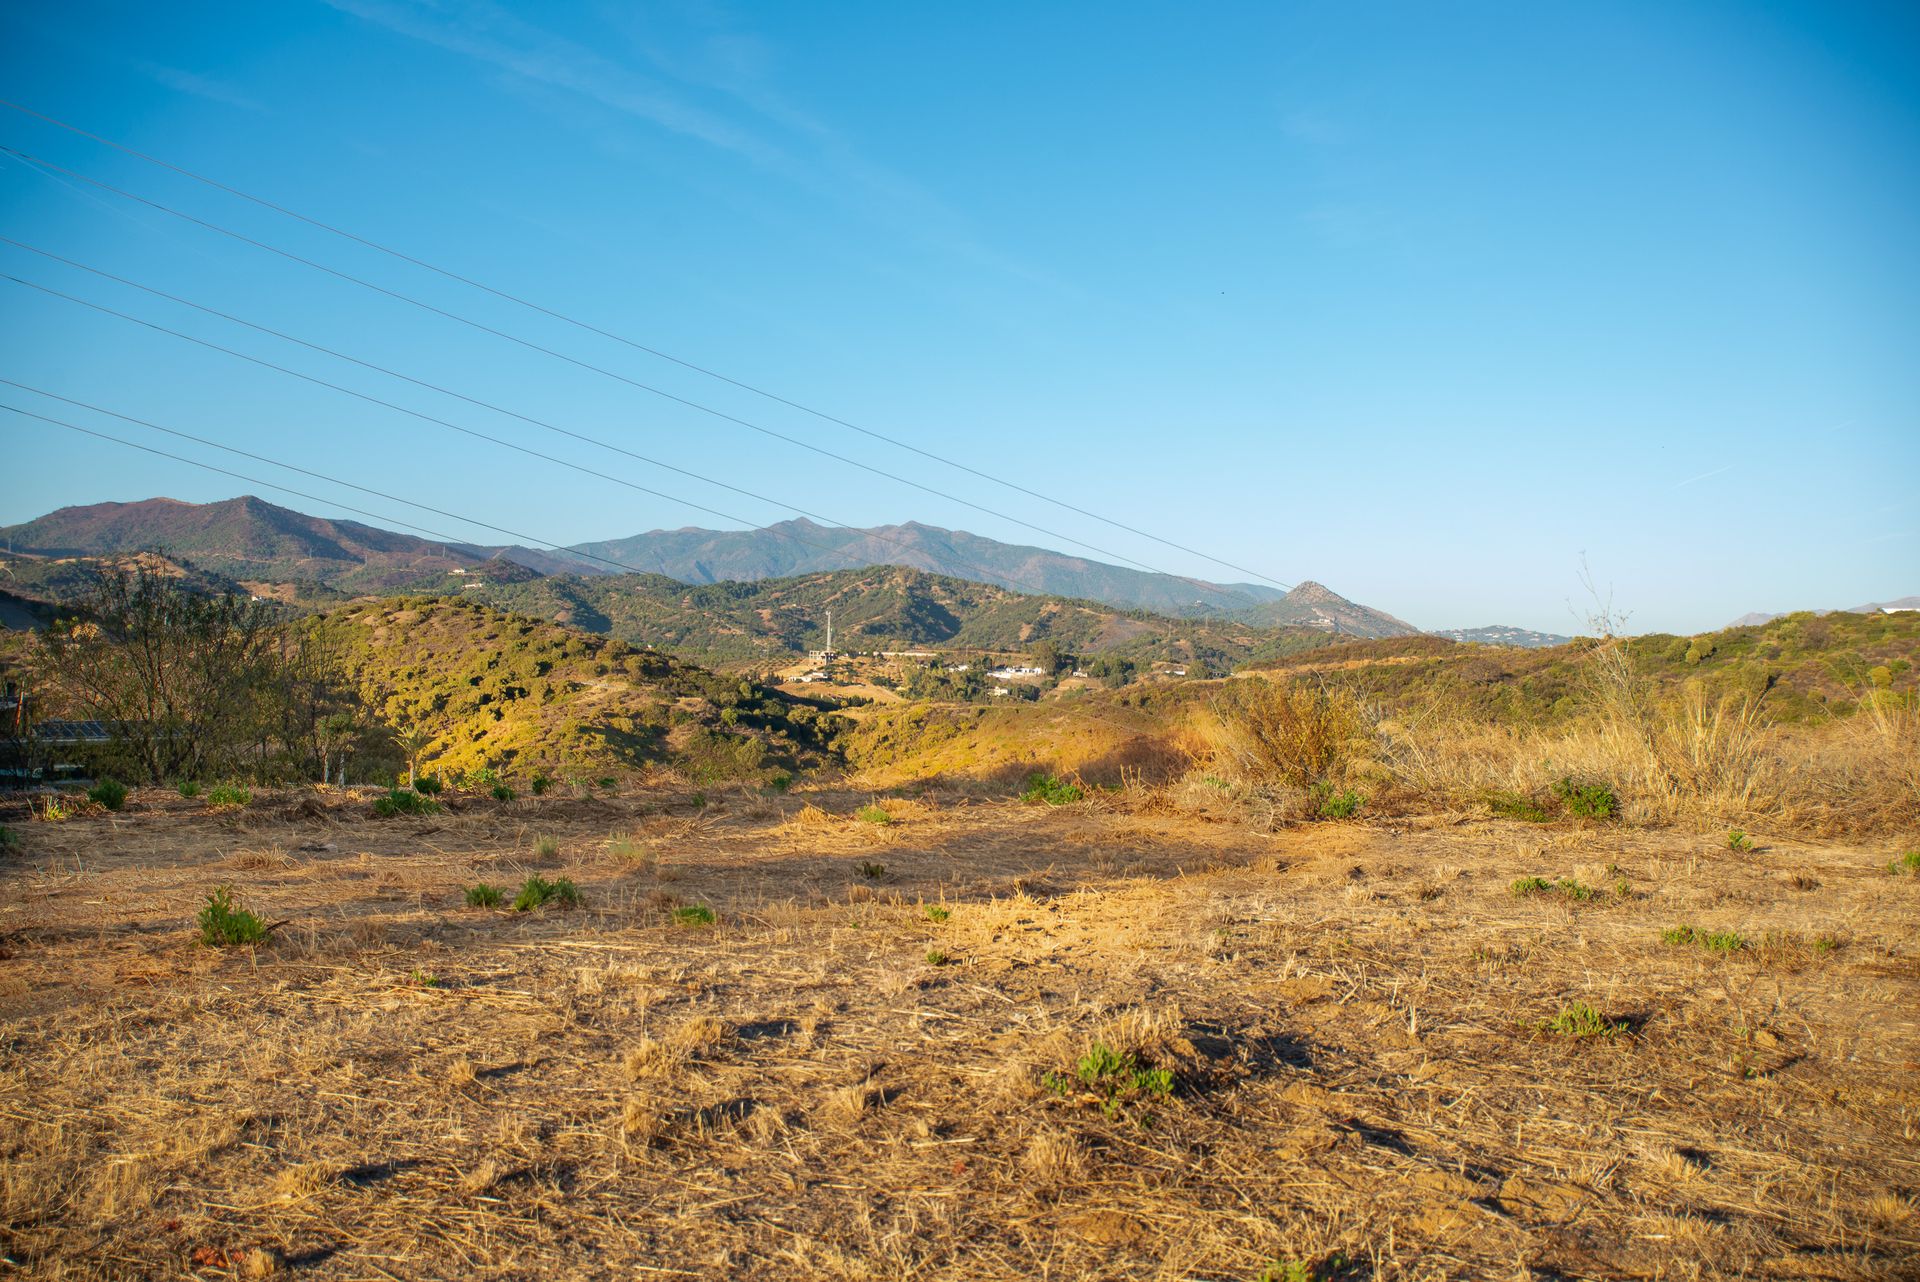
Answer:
xmin=35 ymin=569 xmax=284 ymax=783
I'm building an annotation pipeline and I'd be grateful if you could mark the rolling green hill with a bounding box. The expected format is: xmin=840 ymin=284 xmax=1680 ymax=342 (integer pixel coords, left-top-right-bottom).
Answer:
xmin=466 ymin=563 xmax=1349 ymax=669
xmin=309 ymin=597 xmax=845 ymax=783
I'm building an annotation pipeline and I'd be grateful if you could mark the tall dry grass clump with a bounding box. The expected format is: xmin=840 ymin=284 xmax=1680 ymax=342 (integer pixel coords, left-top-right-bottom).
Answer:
xmin=1204 ymin=678 xmax=1362 ymax=788
xmin=1368 ymin=637 xmax=1918 ymax=836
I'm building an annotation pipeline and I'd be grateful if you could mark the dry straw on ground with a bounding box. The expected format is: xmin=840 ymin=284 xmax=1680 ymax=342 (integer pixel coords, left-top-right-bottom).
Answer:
xmin=0 ymin=779 xmax=1915 ymax=1279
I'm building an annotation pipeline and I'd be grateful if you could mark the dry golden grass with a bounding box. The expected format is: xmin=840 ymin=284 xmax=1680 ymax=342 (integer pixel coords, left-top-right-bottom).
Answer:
xmin=0 ymin=780 xmax=1915 ymax=1279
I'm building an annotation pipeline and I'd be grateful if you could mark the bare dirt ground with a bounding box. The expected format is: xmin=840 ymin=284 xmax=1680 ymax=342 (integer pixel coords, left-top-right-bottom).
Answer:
xmin=1 ymin=784 xmax=1916 ymax=1280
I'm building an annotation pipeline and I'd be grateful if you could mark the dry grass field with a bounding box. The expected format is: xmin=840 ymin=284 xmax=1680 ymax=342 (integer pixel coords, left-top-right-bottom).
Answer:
xmin=1 ymin=782 xmax=1917 ymax=1280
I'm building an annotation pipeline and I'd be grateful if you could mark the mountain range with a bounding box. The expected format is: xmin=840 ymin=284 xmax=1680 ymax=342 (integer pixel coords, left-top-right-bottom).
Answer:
xmin=0 ymin=497 xmax=1417 ymax=638
xmin=1726 ymin=598 xmax=1920 ymax=628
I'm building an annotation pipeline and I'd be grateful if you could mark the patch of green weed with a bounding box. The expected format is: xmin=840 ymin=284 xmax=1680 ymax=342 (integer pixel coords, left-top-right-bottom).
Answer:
xmin=1020 ymin=773 xmax=1085 ymax=806
xmin=197 ymin=885 xmax=268 ymax=947
xmin=1537 ymin=1001 xmax=1627 ymax=1039
xmin=1553 ymin=777 xmax=1619 ymax=820
xmin=464 ymin=883 xmax=503 ymax=909
xmin=512 ymin=875 xmax=579 ymax=911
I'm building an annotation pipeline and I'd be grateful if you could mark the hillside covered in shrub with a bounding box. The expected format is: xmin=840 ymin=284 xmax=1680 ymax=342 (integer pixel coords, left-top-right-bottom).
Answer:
xmin=309 ymin=597 xmax=846 ymax=785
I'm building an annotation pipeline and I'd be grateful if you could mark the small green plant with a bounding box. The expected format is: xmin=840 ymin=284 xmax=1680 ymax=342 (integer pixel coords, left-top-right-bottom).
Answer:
xmin=672 ymin=904 xmax=716 ymax=927
xmin=512 ymin=875 xmax=580 ymax=911
xmin=87 ymin=778 xmax=128 ymax=811
xmin=491 ymin=783 xmax=515 ymax=802
xmin=1727 ymin=830 xmax=1754 ymax=852
xmin=1256 ymin=1256 xmax=1347 ymax=1282
xmin=1553 ymin=777 xmax=1619 ymax=820
xmin=1488 ymin=791 xmax=1552 ymax=822
xmin=413 ymin=775 xmax=443 ymax=796
xmin=1888 ymin=850 xmax=1920 ymax=876
xmin=856 ymin=804 xmax=892 ymax=826
xmin=923 ymin=904 xmax=951 ymax=924
xmin=373 ymin=787 xmax=441 ymax=817
xmin=1256 ymin=1263 xmax=1313 ymax=1282
xmin=408 ymin=969 xmax=444 ymax=988
xmin=197 ymin=885 xmax=268 ymax=947
xmin=857 ymin=861 xmax=886 ymax=881
xmin=1663 ymin=925 xmax=1746 ymax=952
xmin=1510 ymin=876 xmax=1553 ymax=897
xmin=464 ymin=883 xmax=503 ymax=909
xmin=1537 ymin=1001 xmax=1627 ymax=1039
xmin=1043 ymin=1041 xmax=1175 ymax=1119
xmin=689 ymin=791 xmax=707 ymax=809
xmin=530 ymin=773 xmax=551 ymax=796
xmin=925 ymin=949 xmax=950 ymax=966
xmin=598 ymin=777 xmax=618 ymax=790
xmin=177 ymin=780 xmax=202 ymax=799
xmin=533 ymin=835 xmax=559 ymax=859
xmin=765 ymin=773 xmax=793 ymax=794
xmin=1020 ymin=773 xmax=1085 ymax=805
xmin=207 ymin=784 xmax=251 ymax=808
xmin=1555 ymin=877 xmax=1597 ymax=902
xmin=1311 ymin=783 xmax=1364 ymax=820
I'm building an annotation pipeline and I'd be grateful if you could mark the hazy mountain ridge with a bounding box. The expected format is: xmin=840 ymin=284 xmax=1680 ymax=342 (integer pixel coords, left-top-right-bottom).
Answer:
xmin=568 ymin=517 xmax=1294 ymax=618
xmin=1725 ymin=596 xmax=1920 ymax=629
xmin=3 ymin=499 xmax=1424 ymax=637
xmin=1430 ymin=625 xmax=1573 ymax=648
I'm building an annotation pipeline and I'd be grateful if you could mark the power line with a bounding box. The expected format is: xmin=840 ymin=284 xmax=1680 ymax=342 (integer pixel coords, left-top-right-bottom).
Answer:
xmin=0 ymin=97 xmax=1293 ymax=593
xmin=0 ymin=271 xmax=1128 ymax=601
xmin=0 ymin=144 xmax=1216 ymax=588
xmin=3 ymin=402 xmax=473 ymax=549
xmin=3 ymin=380 xmax=640 ymax=576
xmin=1 ymin=237 xmax=996 ymax=575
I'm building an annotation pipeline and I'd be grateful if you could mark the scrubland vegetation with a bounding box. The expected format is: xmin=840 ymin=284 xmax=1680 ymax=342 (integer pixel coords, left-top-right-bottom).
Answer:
xmin=0 ymin=573 xmax=1915 ymax=1278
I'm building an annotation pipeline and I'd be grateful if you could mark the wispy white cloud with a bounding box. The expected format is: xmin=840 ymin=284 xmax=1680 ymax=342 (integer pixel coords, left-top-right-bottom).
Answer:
xmin=324 ymin=0 xmax=1068 ymax=293
xmin=136 ymin=62 xmax=269 ymax=113
xmin=1670 ymin=462 xmax=1736 ymax=489
xmin=322 ymin=0 xmax=789 ymax=168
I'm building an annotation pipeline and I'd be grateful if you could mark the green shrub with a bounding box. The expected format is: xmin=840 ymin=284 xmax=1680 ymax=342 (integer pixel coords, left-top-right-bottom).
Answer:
xmin=925 ymin=949 xmax=951 ymax=967
xmin=530 ymin=773 xmax=551 ymax=796
xmin=373 ymin=787 xmax=441 ymax=817
xmin=207 ymin=784 xmax=251 ymax=808
xmin=765 ymin=773 xmax=793 ymax=794
xmin=1488 ymin=791 xmax=1551 ymax=822
xmin=1889 ymin=851 xmax=1920 ymax=876
xmin=672 ymin=904 xmax=716 ymax=927
xmin=512 ymin=875 xmax=579 ymax=911
xmin=1537 ymin=1001 xmax=1626 ymax=1039
xmin=197 ymin=886 xmax=268 ymax=947
xmin=88 ymin=778 xmax=128 ymax=811
xmin=1727 ymin=830 xmax=1754 ymax=852
xmin=1020 ymin=773 xmax=1085 ymax=805
xmin=491 ymin=783 xmax=515 ymax=802
xmin=1311 ymin=784 xmax=1364 ymax=820
xmin=177 ymin=780 xmax=202 ymax=799
xmin=1553 ymin=777 xmax=1618 ymax=820
xmin=598 ymin=777 xmax=618 ymax=790
xmin=1042 ymin=1041 xmax=1174 ymax=1119
xmin=1511 ymin=876 xmax=1553 ymax=897
xmin=464 ymin=883 xmax=503 ymax=909
xmin=856 ymin=804 xmax=892 ymax=826
xmin=413 ymin=775 xmax=443 ymax=796
xmin=923 ymin=904 xmax=951 ymax=924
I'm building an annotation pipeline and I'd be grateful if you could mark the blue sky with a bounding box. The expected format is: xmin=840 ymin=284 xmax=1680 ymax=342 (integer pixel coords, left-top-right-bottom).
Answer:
xmin=1 ymin=1 xmax=1915 ymax=634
